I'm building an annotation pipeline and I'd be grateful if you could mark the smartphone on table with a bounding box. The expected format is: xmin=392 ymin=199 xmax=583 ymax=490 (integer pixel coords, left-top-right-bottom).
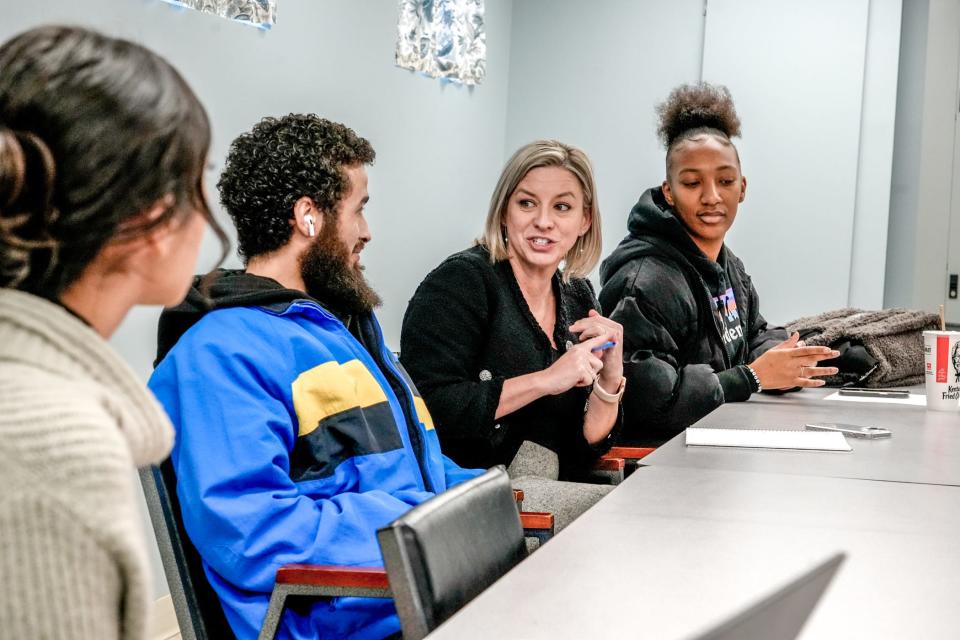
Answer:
xmin=837 ymin=387 xmax=910 ymax=399
xmin=805 ymin=423 xmax=892 ymax=439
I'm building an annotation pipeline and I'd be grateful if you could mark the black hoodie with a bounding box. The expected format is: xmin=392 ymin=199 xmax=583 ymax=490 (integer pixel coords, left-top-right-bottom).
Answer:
xmin=155 ymin=269 xmax=321 ymax=365
xmin=598 ymin=187 xmax=787 ymax=444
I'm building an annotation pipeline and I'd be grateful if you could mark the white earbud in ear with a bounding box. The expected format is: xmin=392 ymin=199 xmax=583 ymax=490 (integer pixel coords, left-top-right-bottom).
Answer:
xmin=304 ymin=214 xmax=316 ymax=237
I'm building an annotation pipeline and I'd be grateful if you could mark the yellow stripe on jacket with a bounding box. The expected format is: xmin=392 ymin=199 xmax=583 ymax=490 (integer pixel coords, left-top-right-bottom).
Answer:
xmin=412 ymin=396 xmax=435 ymax=431
xmin=292 ymin=359 xmax=388 ymax=437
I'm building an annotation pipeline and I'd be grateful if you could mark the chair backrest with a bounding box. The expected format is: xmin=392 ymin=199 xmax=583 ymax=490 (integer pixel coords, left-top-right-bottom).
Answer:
xmin=377 ymin=466 xmax=527 ymax=640
xmin=139 ymin=461 xmax=236 ymax=640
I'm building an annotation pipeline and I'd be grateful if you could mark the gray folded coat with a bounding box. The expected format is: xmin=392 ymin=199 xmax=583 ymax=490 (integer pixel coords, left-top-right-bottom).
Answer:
xmin=786 ymin=308 xmax=939 ymax=387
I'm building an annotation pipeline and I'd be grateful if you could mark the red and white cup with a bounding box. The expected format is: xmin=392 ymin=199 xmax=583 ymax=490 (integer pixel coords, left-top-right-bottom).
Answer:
xmin=922 ymin=330 xmax=960 ymax=411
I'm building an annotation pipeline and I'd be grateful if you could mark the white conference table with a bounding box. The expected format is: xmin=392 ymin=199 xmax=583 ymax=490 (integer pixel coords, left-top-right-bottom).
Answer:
xmin=428 ymin=388 xmax=960 ymax=639
xmin=429 ymin=465 xmax=960 ymax=640
xmin=642 ymin=387 xmax=960 ymax=486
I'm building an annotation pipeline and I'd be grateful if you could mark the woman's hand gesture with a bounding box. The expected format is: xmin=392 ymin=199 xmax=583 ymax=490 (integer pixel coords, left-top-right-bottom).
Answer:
xmin=749 ymin=332 xmax=840 ymax=390
xmin=541 ymin=332 xmax=611 ymax=395
xmin=569 ymin=309 xmax=624 ymax=395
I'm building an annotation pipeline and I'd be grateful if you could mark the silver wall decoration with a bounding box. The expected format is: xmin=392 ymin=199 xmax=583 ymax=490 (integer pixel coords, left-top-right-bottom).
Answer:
xmin=161 ymin=0 xmax=277 ymax=30
xmin=396 ymin=0 xmax=486 ymax=86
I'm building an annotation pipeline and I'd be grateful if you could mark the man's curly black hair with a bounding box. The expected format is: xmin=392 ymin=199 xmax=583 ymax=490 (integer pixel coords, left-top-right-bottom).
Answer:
xmin=217 ymin=114 xmax=375 ymax=261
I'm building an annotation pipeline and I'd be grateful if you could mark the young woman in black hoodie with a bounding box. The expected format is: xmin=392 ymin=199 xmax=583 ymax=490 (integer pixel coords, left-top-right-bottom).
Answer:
xmin=598 ymin=83 xmax=839 ymax=444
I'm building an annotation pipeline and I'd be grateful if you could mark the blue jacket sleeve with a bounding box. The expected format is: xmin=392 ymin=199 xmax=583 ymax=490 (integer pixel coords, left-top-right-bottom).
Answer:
xmin=441 ymin=454 xmax=484 ymax=488
xmin=149 ymin=325 xmax=433 ymax=594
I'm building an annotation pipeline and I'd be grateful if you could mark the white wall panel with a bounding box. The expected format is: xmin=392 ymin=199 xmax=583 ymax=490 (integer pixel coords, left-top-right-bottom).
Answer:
xmin=703 ymin=0 xmax=870 ymax=323
xmin=849 ymin=0 xmax=903 ymax=309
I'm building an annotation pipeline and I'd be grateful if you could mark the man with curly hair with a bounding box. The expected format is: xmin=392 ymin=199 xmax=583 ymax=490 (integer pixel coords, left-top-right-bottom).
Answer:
xmin=149 ymin=114 xmax=481 ymax=640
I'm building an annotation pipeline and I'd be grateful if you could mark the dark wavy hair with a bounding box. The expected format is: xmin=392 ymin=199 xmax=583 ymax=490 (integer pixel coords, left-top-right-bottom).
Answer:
xmin=656 ymin=82 xmax=742 ymax=173
xmin=217 ymin=114 xmax=376 ymax=261
xmin=0 ymin=26 xmax=227 ymax=297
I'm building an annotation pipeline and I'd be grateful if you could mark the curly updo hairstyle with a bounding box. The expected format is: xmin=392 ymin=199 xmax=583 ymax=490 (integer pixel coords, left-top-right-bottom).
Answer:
xmin=0 ymin=26 xmax=226 ymax=297
xmin=217 ymin=114 xmax=376 ymax=261
xmin=656 ymin=82 xmax=742 ymax=174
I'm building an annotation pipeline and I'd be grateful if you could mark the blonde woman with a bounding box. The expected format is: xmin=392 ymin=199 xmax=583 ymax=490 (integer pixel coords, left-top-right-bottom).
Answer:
xmin=401 ymin=140 xmax=624 ymax=528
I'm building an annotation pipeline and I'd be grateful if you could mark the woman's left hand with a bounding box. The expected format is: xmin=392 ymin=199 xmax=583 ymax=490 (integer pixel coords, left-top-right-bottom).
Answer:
xmin=569 ymin=309 xmax=624 ymax=391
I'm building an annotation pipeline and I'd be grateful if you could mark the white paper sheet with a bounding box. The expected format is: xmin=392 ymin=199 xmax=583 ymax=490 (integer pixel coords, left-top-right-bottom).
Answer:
xmin=823 ymin=391 xmax=927 ymax=406
xmin=685 ymin=427 xmax=852 ymax=451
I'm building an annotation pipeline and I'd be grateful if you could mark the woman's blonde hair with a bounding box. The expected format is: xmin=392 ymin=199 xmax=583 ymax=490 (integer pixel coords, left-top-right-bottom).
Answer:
xmin=478 ymin=140 xmax=602 ymax=282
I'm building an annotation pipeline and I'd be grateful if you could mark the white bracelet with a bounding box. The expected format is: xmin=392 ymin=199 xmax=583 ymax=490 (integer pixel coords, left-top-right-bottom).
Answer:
xmin=592 ymin=376 xmax=626 ymax=404
xmin=745 ymin=365 xmax=762 ymax=393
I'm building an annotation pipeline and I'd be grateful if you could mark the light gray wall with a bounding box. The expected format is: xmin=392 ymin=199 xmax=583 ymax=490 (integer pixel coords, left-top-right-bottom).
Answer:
xmin=885 ymin=0 xmax=960 ymax=316
xmin=849 ymin=0 xmax=903 ymax=310
xmin=948 ymin=51 xmax=960 ymax=324
xmin=701 ymin=0 xmax=902 ymax=321
xmin=0 ymin=0 xmax=514 ymax=598
xmin=503 ymin=0 xmax=707 ymax=285
xmin=885 ymin=0 xmax=929 ymax=309
xmin=703 ymin=0 xmax=872 ymax=324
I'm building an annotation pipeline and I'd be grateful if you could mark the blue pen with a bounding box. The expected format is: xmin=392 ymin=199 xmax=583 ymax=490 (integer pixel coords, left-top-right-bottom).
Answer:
xmin=592 ymin=340 xmax=616 ymax=352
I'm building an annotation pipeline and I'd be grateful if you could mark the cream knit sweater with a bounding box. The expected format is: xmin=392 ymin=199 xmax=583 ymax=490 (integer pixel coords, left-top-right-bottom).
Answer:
xmin=0 ymin=289 xmax=173 ymax=640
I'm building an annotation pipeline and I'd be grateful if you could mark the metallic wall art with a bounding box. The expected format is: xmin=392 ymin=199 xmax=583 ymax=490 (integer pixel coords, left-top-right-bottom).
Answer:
xmin=161 ymin=0 xmax=276 ymax=30
xmin=396 ymin=0 xmax=486 ymax=86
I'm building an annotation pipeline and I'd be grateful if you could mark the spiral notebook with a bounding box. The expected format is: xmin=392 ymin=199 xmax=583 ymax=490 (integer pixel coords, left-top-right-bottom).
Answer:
xmin=685 ymin=427 xmax=852 ymax=451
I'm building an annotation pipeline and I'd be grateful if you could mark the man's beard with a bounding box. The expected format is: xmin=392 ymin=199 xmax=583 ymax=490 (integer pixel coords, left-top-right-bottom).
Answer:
xmin=299 ymin=223 xmax=382 ymax=316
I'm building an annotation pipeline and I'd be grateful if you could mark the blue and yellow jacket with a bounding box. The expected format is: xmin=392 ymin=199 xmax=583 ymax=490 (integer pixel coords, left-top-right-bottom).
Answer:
xmin=149 ymin=271 xmax=481 ymax=640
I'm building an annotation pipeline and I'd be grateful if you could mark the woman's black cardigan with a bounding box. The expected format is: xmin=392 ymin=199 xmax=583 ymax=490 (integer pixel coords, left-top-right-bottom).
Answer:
xmin=400 ymin=245 xmax=620 ymax=479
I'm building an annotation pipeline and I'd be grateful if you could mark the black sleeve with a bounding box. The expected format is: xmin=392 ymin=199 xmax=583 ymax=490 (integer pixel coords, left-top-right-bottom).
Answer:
xmin=400 ymin=256 xmax=509 ymax=454
xmin=603 ymin=259 xmax=729 ymax=442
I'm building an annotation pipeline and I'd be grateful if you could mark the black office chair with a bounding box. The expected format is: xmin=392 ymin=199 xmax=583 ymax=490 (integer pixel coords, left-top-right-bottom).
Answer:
xmin=141 ymin=464 xmax=550 ymax=640
xmin=141 ymin=461 xmax=392 ymax=640
xmin=377 ymin=466 xmax=529 ymax=639
xmin=140 ymin=461 xmax=235 ymax=639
